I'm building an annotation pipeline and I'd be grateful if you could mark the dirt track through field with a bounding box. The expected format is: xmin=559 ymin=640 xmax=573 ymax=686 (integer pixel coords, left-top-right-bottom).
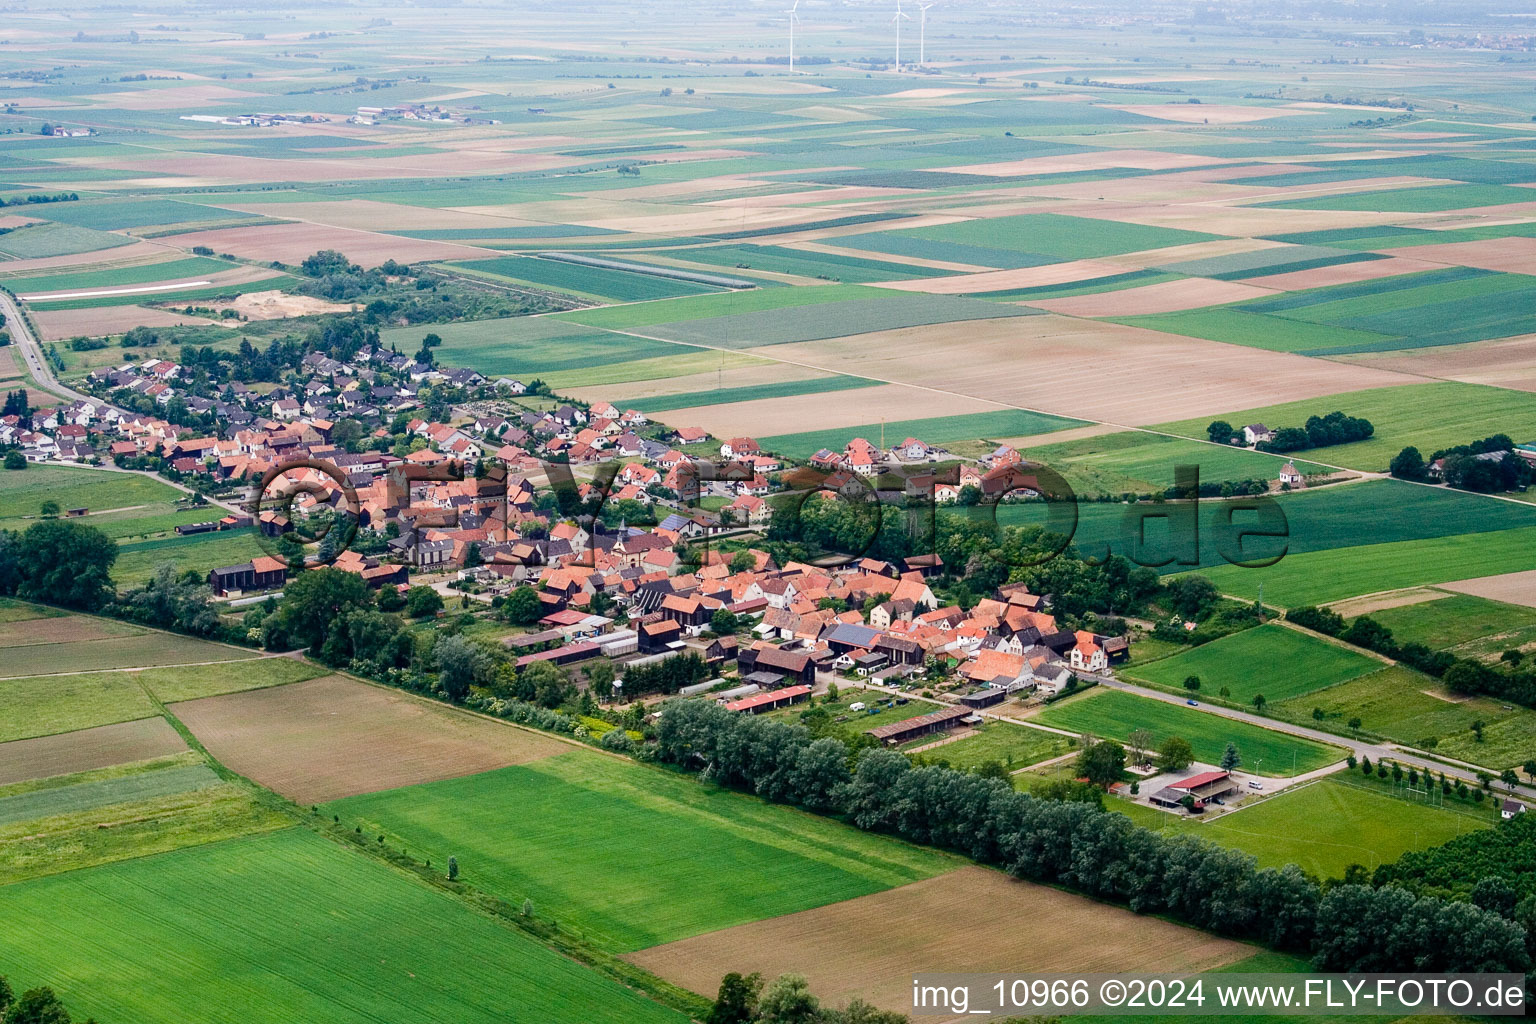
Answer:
xmin=626 ymin=866 xmax=1248 ymax=1018
xmin=170 ymin=674 xmax=572 ymax=804
xmin=0 ymin=717 xmax=186 ymax=786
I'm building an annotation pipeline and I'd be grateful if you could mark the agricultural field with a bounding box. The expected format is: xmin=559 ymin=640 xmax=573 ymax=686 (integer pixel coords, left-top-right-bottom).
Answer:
xmin=0 ymin=828 xmax=689 ymax=1024
xmin=1119 ymin=267 xmax=1536 ymax=355
xmin=10 ymin=4 xmax=1536 ymax=1015
xmin=1348 ymin=591 xmax=1536 ymax=653
xmin=1112 ymin=776 xmax=1492 ymax=879
xmin=0 ymin=464 xmax=188 ymax=525
xmin=1125 ymin=624 xmax=1383 ymax=705
xmin=1153 ymin=382 xmax=1536 ymax=472
xmin=329 ymin=748 xmax=955 ymax=952
xmin=1019 ymin=429 xmax=1324 ymax=495
xmin=626 ymin=865 xmax=1247 ymax=1015
xmin=1035 ymin=688 xmax=1345 ymax=776
xmin=449 ymin=254 xmax=724 ymax=303
xmin=762 ymin=408 xmax=1085 ymax=459
xmin=1272 ymin=665 xmax=1536 ymax=772
xmin=173 ymin=674 xmax=577 ymax=804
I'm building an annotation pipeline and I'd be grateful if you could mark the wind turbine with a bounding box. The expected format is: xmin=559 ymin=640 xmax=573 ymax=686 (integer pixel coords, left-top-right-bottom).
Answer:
xmin=893 ymin=0 xmax=910 ymax=71
xmin=786 ymin=0 xmax=800 ymax=74
xmin=918 ymin=2 xmax=934 ymax=65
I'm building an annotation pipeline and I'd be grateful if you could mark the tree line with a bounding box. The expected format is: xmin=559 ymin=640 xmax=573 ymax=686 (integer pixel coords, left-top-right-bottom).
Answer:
xmin=654 ymin=699 xmax=1528 ymax=975
xmin=1206 ymin=411 xmax=1373 ymax=454
xmin=1390 ymin=434 xmax=1533 ymax=494
xmin=1287 ymin=604 xmax=1536 ymax=711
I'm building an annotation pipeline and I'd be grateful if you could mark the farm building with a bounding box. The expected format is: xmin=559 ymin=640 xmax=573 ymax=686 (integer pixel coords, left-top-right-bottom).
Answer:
xmin=737 ymin=644 xmax=815 ymax=685
xmin=958 ymin=689 xmax=1007 ymax=710
xmin=516 ymin=641 xmax=600 ymax=670
xmin=867 ymin=706 xmax=972 ymax=745
xmin=208 ymin=556 xmax=288 ymax=598
xmin=724 ymin=685 xmax=812 ymax=714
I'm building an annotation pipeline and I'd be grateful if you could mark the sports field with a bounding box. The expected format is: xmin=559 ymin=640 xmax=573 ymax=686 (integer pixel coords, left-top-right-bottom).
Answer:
xmin=1035 ymin=688 xmax=1344 ymax=776
xmin=1126 ymin=624 xmax=1382 ymax=705
xmin=1113 ymin=776 xmax=1490 ymax=879
xmin=915 ymin=721 xmax=1073 ymax=772
xmin=329 ymin=749 xmax=955 ymax=952
xmin=0 ymin=828 xmax=688 ymax=1024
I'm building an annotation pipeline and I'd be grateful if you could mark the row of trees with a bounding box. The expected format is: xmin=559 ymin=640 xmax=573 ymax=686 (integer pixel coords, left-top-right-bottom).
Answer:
xmin=0 ymin=977 xmax=91 ymax=1024
xmin=1288 ymin=604 xmax=1536 ymax=709
xmin=707 ymin=972 xmax=905 ymax=1024
xmin=1207 ymin=412 xmax=1373 ymax=453
xmin=655 ymin=699 xmax=1528 ymax=973
xmin=1390 ymin=435 xmax=1533 ymax=494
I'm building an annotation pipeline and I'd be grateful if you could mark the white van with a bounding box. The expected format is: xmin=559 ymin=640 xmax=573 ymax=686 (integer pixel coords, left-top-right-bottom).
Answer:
xmin=1247 ymin=781 xmax=1263 ymax=791
xmin=848 ymin=702 xmax=867 ymax=712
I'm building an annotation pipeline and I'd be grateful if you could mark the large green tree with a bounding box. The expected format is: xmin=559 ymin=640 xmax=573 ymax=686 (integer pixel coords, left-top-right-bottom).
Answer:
xmin=270 ymin=567 xmax=372 ymax=650
xmin=1156 ymin=736 xmax=1194 ymax=772
xmin=17 ymin=520 xmax=116 ymax=610
xmin=1075 ymin=738 xmax=1126 ymax=789
xmin=706 ymin=971 xmax=761 ymax=1024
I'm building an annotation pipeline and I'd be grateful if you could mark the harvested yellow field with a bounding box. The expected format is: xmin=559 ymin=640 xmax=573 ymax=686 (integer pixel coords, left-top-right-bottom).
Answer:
xmin=1441 ymin=571 xmax=1536 ymax=609
xmin=626 ymin=867 xmax=1248 ymax=1018
xmin=33 ymin=306 xmax=218 ymax=341
xmin=568 ymin=363 xmax=834 ymax=404
xmin=1333 ymin=333 xmax=1536 ymax=392
xmin=213 ymin=198 xmax=541 ymax=232
xmin=1328 ymin=588 xmax=1452 ymax=617
xmin=750 ymin=314 xmax=1417 ymax=427
xmin=1027 ymin=277 xmax=1280 ymax=317
xmin=163 ymin=221 xmax=497 ymax=268
xmin=1110 ymin=103 xmax=1306 ymax=124
xmin=940 ymin=148 xmax=1233 ymax=177
xmin=877 ymin=259 xmax=1136 ymax=295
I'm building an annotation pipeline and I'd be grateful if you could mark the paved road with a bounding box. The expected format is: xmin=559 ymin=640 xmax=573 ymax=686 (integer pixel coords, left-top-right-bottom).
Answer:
xmin=1 ymin=290 xmax=106 ymax=408
xmin=1097 ymin=675 xmax=1536 ymax=803
xmin=0 ymin=290 xmax=248 ymax=516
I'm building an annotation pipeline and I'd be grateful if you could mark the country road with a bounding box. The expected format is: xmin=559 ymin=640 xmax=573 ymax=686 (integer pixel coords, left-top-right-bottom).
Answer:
xmin=1095 ymin=675 xmax=1536 ymax=803
xmin=0 ymin=289 xmax=246 ymax=516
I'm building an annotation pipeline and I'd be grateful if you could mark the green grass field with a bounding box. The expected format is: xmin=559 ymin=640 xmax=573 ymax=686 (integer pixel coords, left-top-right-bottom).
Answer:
xmin=329 ymin=749 xmax=954 ymax=952
xmin=0 ymin=828 xmax=689 ymax=1024
xmin=762 ymin=409 xmax=1085 ymax=459
xmin=113 ymin=529 xmax=272 ymax=585
xmin=135 ymin=658 xmax=328 ymax=703
xmin=917 ymin=721 xmax=1072 ymax=772
xmin=450 ymin=255 xmax=721 ymax=303
xmin=1194 ymin=525 xmax=1536 ymax=608
xmin=27 ymin=198 xmax=261 ymax=231
xmin=0 ymin=670 xmax=158 ymax=742
xmin=634 ymin=293 xmax=1039 ymax=350
xmin=1153 ymin=381 xmax=1536 ymax=471
xmin=657 ymin=243 xmax=953 ymax=283
xmin=619 ymin=374 xmax=876 ymax=413
xmin=1035 ymin=688 xmax=1344 ymax=776
xmin=377 ymin=315 xmax=689 ymax=379
xmin=0 ymin=222 xmax=135 ymax=259
xmin=997 ymin=478 xmax=1536 ymax=575
xmin=554 ymin=283 xmax=892 ymax=330
xmin=0 ymin=256 xmax=238 ymax=293
xmin=1259 ymin=183 xmax=1536 ymax=213
xmin=1126 ymin=624 xmax=1381 ymax=705
xmin=836 ymin=213 xmax=1221 ymax=269
xmin=0 ymin=464 xmax=187 ymax=522
xmin=1019 ymin=430 xmax=1324 ymax=495
xmin=1112 ymin=775 xmax=1490 ymax=879
xmin=1273 ymin=665 xmax=1536 ymax=772
xmin=1352 ymin=592 xmax=1536 ymax=651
